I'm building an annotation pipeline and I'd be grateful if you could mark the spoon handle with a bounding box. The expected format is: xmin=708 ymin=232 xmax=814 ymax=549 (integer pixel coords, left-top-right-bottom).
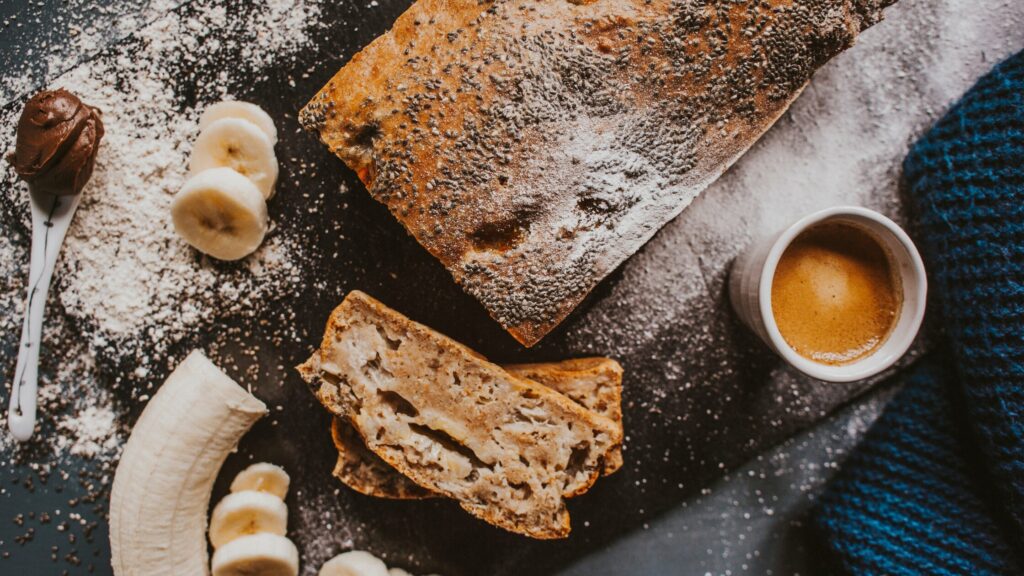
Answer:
xmin=8 ymin=190 xmax=82 ymax=442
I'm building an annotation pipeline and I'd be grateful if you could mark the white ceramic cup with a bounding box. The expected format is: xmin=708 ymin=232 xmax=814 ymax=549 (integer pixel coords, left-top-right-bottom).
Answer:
xmin=729 ymin=206 xmax=927 ymax=383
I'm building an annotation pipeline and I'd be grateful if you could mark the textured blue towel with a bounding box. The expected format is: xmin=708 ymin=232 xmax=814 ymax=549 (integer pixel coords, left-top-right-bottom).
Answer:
xmin=814 ymin=50 xmax=1024 ymax=575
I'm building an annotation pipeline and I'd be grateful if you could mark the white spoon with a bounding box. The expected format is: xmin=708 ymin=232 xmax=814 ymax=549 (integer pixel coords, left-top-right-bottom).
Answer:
xmin=8 ymin=188 xmax=82 ymax=441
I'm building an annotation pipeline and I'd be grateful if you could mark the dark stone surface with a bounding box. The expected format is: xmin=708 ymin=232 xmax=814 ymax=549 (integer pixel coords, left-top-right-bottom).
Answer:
xmin=0 ymin=1 xmax=925 ymax=575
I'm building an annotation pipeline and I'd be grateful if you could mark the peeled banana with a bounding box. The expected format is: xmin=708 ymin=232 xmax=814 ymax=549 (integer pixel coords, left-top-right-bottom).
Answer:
xmin=230 ymin=462 xmax=291 ymax=499
xmin=209 ymin=490 xmax=288 ymax=549
xmin=200 ymin=101 xmax=278 ymax=145
xmin=191 ymin=117 xmax=279 ymax=199
xmin=171 ymin=167 xmax=269 ymax=261
xmin=109 ymin=350 xmax=268 ymax=576
xmin=212 ymin=533 xmax=299 ymax=576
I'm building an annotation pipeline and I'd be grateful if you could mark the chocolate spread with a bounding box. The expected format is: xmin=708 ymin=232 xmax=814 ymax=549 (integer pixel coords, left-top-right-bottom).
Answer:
xmin=7 ymin=88 xmax=104 ymax=196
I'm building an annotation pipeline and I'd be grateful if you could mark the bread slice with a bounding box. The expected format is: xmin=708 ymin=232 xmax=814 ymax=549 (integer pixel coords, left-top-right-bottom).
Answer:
xmin=330 ymin=415 xmax=435 ymax=500
xmin=300 ymin=0 xmax=896 ymax=347
xmin=298 ymin=291 xmax=621 ymax=539
xmin=329 ymin=358 xmax=624 ymax=500
xmin=505 ymin=359 xmax=624 ymax=476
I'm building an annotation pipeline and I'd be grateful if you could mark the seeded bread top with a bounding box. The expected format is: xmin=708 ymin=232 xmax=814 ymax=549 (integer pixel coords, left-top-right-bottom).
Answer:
xmin=301 ymin=0 xmax=894 ymax=346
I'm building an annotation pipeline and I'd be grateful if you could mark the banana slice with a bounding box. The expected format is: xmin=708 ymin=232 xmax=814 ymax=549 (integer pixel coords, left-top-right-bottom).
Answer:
xmin=318 ymin=551 xmax=389 ymax=576
xmin=212 ymin=533 xmax=299 ymax=576
xmin=200 ymin=101 xmax=278 ymax=145
xmin=209 ymin=490 xmax=288 ymax=549
xmin=230 ymin=462 xmax=291 ymax=500
xmin=191 ymin=117 xmax=279 ymax=199
xmin=171 ymin=167 xmax=268 ymax=261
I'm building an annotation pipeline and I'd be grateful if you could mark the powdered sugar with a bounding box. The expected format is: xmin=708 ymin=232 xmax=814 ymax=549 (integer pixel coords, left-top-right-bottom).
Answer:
xmin=0 ymin=3 xmax=323 ymax=569
xmin=1 ymin=1 xmax=187 ymax=105
xmin=291 ymin=487 xmax=360 ymax=572
xmin=563 ymin=0 xmax=1024 ymax=376
xmin=0 ymin=326 xmax=125 ymax=464
xmin=1 ymin=0 xmax=323 ymax=379
xmin=0 ymin=0 xmax=1022 ymax=573
xmin=55 ymin=404 xmax=120 ymax=459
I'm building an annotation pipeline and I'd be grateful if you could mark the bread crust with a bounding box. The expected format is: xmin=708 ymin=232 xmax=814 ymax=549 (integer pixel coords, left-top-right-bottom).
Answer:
xmin=330 ymin=357 xmax=624 ymax=499
xmin=301 ymin=0 xmax=895 ymax=347
xmin=299 ymin=291 xmax=621 ymax=539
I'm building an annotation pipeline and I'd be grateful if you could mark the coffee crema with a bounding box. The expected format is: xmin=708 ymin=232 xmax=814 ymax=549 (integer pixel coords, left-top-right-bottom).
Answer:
xmin=770 ymin=223 xmax=901 ymax=366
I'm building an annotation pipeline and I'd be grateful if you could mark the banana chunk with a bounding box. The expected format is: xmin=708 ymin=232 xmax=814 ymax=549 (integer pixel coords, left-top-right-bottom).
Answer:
xmin=209 ymin=490 xmax=288 ymax=549
xmin=109 ymin=351 xmax=267 ymax=576
xmin=201 ymin=101 xmax=278 ymax=145
xmin=230 ymin=462 xmax=291 ymax=500
xmin=212 ymin=533 xmax=299 ymax=576
xmin=191 ymin=117 xmax=279 ymax=199
xmin=319 ymin=551 xmax=389 ymax=576
xmin=171 ymin=167 xmax=269 ymax=261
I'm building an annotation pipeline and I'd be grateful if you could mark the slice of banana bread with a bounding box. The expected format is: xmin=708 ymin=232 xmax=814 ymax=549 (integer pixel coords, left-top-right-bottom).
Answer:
xmin=330 ymin=357 xmax=624 ymax=499
xmin=298 ymin=291 xmax=621 ymax=539
xmin=504 ymin=358 xmax=624 ymax=476
xmin=330 ymin=416 xmax=435 ymax=500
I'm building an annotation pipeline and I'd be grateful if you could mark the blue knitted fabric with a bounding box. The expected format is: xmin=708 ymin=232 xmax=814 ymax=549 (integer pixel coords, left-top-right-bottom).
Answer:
xmin=814 ymin=50 xmax=1024 ymax=575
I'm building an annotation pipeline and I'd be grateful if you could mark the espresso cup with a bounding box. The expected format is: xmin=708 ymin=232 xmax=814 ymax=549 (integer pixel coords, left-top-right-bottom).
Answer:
xmin=729 ymin=206 xmax=927 ymax=383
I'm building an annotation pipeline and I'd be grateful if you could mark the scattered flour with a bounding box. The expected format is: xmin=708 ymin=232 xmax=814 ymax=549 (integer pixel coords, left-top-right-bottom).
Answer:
xmin=1 ymin=0 xmax=323 ymax=381
xmin=57 ymin=405 xmax=119 ymax=459
xmin=292 ymin=487 xmax=359 ymax=573
xmin=1 ymin=1 xmax=186 ymax=106
xmin=563 ymin=0 xmax=1024 ymax=375
xmin=0 ymin=0 xmax=1022 ymax=574
xmin=0 ymin=7 xmax=324 ymax=571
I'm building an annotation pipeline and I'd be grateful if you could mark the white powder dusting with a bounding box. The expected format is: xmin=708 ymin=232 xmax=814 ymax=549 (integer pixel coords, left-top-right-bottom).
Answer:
xmin=58 ymin=405 xmax=119 ymax=459
xmin=2 ymin=1 xmax=187 ymax=105
xmin=0 ymin=0 xmax=1021 ymax=573
xmin=1 ymin=0 xmax=323 ymax=381
xmin=1 ymin=2 xmax=324 ymax=568
xmin=0 ymin=0 xmax=324 ymax=501
xmin=292 ymin=488 xmax=360 ymax=572
xmin=564 ymin=0 xmax=1024 ymax=376
xmin=548 ymin=2 xmax=1023 ymax=572
xmin=248 ymin=0 xmax=324 ymax=70
xmin=0 ymin=329 xmax=125 ymax=464
xmin=0 ymin=234 xmax=30 ymax=457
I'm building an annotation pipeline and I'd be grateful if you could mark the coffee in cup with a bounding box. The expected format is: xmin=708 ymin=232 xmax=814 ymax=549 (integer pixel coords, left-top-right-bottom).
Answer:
xmin=729 ymin=206 xmax=927 ymax=383
xmin=770 ymin=223 xmax=901 ymax=366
